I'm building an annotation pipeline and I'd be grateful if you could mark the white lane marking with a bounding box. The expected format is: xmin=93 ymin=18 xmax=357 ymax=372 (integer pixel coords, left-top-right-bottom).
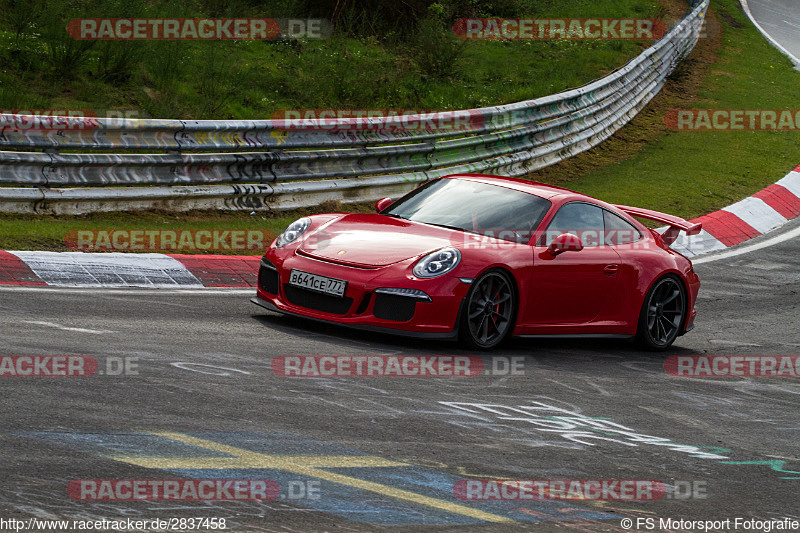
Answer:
xmin=693 ymin=224 xmax=800 ymax=264
xmin=171 ymin=362 xmax=252 ymax=376
xmin=0 ymin=286 xmax=254 ymax=295
xmin=586 ymin=381 xmax=612 ymax=396
xmin=22 ymin=320 xmax=116 ymax=335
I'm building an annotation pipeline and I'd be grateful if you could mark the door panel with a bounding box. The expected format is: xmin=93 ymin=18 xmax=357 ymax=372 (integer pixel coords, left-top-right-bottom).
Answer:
xmin=528 ymin=245 xmax=622 ymax=325
xmin=525 ymin=202 xmax=622 ymax=326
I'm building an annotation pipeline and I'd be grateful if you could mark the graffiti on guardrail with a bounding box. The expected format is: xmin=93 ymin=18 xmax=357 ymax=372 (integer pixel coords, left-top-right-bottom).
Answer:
xmin=0 ymin=2 xmax=709 ymax=214
xmin=0 ymin=109 xmax=145 ymax=131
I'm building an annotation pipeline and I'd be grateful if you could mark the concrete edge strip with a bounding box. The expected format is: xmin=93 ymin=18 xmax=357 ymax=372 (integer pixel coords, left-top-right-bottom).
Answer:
xmin=4 ymin=251 xmax=205 ymax=289
xmin=1 ymin=167 xmax=799 ymax=286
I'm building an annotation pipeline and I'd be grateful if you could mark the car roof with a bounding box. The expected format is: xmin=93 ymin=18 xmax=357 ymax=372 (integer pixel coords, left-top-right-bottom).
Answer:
xmin=446 ymin=173 xmax=586 ymax=201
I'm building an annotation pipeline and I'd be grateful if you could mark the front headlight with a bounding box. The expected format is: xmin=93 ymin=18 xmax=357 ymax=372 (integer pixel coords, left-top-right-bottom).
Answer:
xmin=413 ymin=247 xmax=462 ymax=278
xmin=275 ymin=218 xmax=311 ymax=247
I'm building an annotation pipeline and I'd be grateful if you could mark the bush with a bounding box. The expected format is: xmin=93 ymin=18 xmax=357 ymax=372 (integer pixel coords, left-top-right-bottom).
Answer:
xmin=0 ymin=0 xmax=44 ymax=44
xmin=95 ymin=42 xmax=142 ymax=84
xmin=410 ymin=5 xmax=466 ymax=79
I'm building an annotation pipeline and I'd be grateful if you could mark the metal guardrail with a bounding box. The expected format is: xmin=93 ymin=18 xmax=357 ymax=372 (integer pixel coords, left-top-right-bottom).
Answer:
xmin=0 ymin=0 xmax=708 ymax=214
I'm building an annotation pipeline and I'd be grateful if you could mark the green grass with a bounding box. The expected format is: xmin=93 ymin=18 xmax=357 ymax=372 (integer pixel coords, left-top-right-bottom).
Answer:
xmin=553 ymin=0 xmax=800 ymax=220
xmin=0 ymin=211 xmax=295 ymax=254
xmin=0 ymin=36 xmax=648 ymax=117
xmin=0 ymin=0 xmax=662 ymax=118
xmin=0 ymin=202 xmax=380 ymax=253
xmin=4 ymin=0 xmax=798 ymax=250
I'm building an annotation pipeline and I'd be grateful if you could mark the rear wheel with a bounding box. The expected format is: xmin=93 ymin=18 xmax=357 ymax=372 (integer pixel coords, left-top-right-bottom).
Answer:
xmin=636 ymin=275 xmax=686 ymax=351
xmin=460 ymin=270 xmax=516 ymax=350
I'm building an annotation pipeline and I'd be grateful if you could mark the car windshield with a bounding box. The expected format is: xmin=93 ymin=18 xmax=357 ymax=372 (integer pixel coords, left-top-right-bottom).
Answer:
xmin=384 ymin=178 xmax=551 ymax=243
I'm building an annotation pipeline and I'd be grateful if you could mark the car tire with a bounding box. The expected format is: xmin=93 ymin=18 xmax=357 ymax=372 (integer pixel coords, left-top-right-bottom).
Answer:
xmin=459 ymin=269 xmax=516 ymax=350
xmin=635 ymin=274 xmax=686 ymax=351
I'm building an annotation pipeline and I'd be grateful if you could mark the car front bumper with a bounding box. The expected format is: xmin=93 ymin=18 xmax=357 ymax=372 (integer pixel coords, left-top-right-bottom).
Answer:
xmin=252 ymin=253 xmax=470 ymax=339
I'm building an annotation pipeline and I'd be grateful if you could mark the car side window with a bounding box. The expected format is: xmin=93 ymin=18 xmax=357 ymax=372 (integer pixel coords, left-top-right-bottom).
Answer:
xmin=603 ymin=210 xmax=643 ymax=245
xmin=543 ymin=203 xmax=604 ymax=247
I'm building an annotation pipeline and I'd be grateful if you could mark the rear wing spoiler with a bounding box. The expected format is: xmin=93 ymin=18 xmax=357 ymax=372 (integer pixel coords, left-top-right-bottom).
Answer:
xmin=614 ymin=205 xmax=702 ymax=245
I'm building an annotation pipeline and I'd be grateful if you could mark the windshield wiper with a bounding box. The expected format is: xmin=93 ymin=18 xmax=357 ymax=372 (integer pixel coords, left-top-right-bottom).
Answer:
xmin=422 ymin=222 xmax=480 ymax=235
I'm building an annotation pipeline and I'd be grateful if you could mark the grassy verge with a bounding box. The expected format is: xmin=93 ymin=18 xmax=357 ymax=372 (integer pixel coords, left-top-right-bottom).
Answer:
xmin=0 ymin=202 xmax=375 ymax=254
xmin=0 ymin=0 xmax=662 ymax=117
xmin=4 ymin=0 xmax=798 ymax=251
xmin=530 ymin=0 xmax=800 ymax=219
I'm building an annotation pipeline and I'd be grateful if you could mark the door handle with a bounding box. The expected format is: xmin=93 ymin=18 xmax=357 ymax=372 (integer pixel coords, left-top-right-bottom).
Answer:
xmin=603 ymin=264 xmax=619 ymax=275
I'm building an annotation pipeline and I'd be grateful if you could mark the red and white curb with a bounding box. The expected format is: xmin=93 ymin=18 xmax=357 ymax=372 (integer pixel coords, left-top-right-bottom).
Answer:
xmin=0 ymin=166 xmax=798 ymax=288
xmin=668 ymin=165 xmax=800 ymax=257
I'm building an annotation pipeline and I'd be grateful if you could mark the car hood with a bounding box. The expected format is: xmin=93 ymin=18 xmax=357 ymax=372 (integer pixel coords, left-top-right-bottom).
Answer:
xmin=298 ymin=214 xmax=458 ymax=267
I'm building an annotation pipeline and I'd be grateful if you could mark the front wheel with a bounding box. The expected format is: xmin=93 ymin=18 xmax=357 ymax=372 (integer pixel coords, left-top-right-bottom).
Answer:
xmin=459 ymin=270 xmax=516 ymax=350
xmin=636 ymin=275 xmax=686 ymax=351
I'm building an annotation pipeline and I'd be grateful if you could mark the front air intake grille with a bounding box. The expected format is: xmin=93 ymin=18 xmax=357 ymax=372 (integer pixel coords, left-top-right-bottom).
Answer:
xmin=285 ymin=285 xmax=353 ymax=315
xmin=258 ymin=265 xmax=280 ymax=294
xmin=355 ymin=293 xmax=372 ymax=315
xmin=373 ymin=293 xmax=416 ymax=322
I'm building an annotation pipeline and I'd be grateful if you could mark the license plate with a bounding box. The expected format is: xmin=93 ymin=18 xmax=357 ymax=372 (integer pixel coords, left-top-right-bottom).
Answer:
xmin=289 ymin=269 xmax=347 ymax=298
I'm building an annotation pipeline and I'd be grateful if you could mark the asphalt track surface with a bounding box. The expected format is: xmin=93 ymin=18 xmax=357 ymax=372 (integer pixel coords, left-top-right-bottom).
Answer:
xmin=748 ymin=0 xmax=800 ymax=61
xmin=2 ymin=8 xmax=800 ymax=528
xmin=0 ymin=213 xmax=798 ymax=532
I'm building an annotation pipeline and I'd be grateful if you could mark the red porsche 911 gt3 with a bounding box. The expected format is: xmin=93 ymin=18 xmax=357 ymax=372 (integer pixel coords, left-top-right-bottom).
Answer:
xmin=252 ymin=174 xmax=701 ymax=350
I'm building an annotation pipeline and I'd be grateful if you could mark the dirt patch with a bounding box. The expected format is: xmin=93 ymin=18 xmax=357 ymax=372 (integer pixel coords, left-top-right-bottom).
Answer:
xmin=523 ymin=0 xmax=722 ymax=187
xmin=657 ymin=0 xmax=691 ymax=20
xmin=718 ymin=10 xmax=745 ymax=29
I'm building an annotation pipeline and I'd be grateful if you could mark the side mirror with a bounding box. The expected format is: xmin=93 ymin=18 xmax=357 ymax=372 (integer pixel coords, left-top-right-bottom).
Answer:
xmin=375 ymin=197 xmax=393 ymax=212
xmin=546 ymin=233 xmax=584 ymax=256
